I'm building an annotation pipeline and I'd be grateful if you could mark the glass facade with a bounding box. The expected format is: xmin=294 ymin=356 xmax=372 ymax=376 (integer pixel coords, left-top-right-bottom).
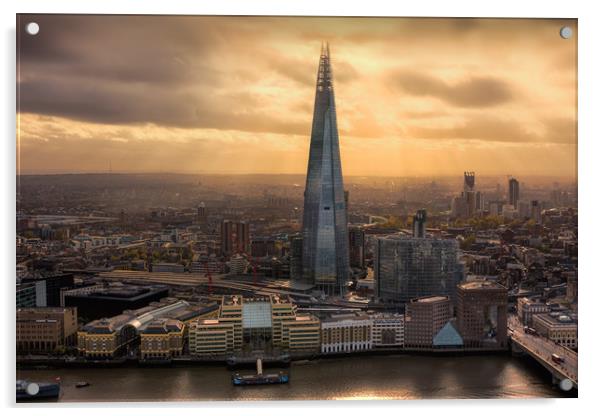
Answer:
xmin=375 ymin=236 xmax=464 ymax=303
xmin=300 ymin=44 xmax=349 ymax=295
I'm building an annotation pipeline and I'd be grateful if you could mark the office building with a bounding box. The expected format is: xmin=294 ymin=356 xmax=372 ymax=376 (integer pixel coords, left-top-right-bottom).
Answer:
xmin=320 ymin=313 xmax=372 ymax=354
xmin=228 ymin=254 xmax=248 ymax=275
xmin=16 ymin=283 xmax=36 ymax=307
xmin=60 ymin=283 xmax=104 ymax=307
xmin=405 ymin=296 xmax=452 ymax=349
xmin=189 ymin=294 xmax=320 ymax=356
xmin=530 ymin=200 xmax=543 ymax=223
xmin=412 ymin=209 xmax=427 ymax=238
xmin=518 ymin=200 xmax=531 ymax=219
xmin=281 ymin=314 xmax=321 ymax=353
xmin=300 ymin=44 xmax=350 ymax=295
xmin=65 ymin=285 xmax=170 ymax=321
xmin=517 ymin=297 xmax=550 ymax=326
xmin=289 ymin=234 xmax=304 ymax=281
xmin=508 ymin=177 xmax=520 ymax=209
xmin=348 ymin=227 xmax=365 ymax=268
xmin=374 ymin=235 xmax=464 ymax=303
xmin=140 ymin=318 xmax=185 ymax=360
xmin=371 ymin=314 xmax=405 ymax=349
xmin=21 ymin=273 xmax=75 ymax=307
xmin=457 ymin=281 xmax=508 ymax=349
xmin=464 ymin=171 xmax=475 ymax=192
xmin=17 ymin=307 xmax=78 ymax=354
xmin=250 ymin=237 xmax=277 ymax=258
xmin=532 ymin=312 xmax=578 ymax=350
xmin=220 ymin=220 xmax=250 ymax=257
xmin=77 ymin=298 xmax=211 ymax=358
xmin=197 ymin=203 xmax=206 ymax=222
xmin=451 ymin=172 xmax=479 ymax=218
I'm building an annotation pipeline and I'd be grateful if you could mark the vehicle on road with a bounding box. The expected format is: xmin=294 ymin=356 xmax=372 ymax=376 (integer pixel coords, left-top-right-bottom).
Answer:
xmin=551 ymin=353 xmax=565 ymax=364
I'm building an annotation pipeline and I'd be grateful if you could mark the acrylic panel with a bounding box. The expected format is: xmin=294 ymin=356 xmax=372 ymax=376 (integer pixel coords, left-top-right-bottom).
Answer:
xmin=16 ymin=15 xmax=578 ymax=402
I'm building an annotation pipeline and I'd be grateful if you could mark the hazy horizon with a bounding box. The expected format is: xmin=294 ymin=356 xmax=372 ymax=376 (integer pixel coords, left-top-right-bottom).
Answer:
xmin=17 ymin=16 xmax=577 ymax=177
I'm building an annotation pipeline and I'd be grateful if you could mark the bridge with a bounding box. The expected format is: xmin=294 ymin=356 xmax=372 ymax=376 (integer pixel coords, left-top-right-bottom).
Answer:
xmin=508 ymin=315 xmax=577 ymax=391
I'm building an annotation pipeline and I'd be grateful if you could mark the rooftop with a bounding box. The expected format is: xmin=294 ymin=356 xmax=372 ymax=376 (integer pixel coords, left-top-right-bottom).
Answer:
xmin=82 ymin=298 xmax=215 ymax=334
xmin=535 ymin=312 xmax=578 ymax=326
xmin=411 ymin=295 xmax=449 ymax=304
xmin=242 ymin=301 xmax=272 ymax=329
xmin=458 ymin=281 xmax=507 ymax=291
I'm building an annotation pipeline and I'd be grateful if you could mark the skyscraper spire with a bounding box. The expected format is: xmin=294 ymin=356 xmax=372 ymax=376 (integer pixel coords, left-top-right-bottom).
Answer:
xmin=298 ymin=44 xmax=350 ymax=296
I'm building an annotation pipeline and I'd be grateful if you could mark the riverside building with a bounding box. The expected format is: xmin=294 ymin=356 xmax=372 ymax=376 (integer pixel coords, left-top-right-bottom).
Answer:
xmin=457 ymin=281 xmax=508 ymax=350
xmin=16 ymin=307 xmax=78 ymax=354
xmin=77 ymin=298 xmax=215 ymax=359
xmin=404 ymin=296 xmax=452 ymax=349
xmin=189 ymin=295 xmax=320 ymax=356
xmin=319 ymin=312 xmax=405 ymax=353
xmin=374 ymin=235 xmax=464 ymax=304
xmin=532 ymin=312 xmax=578 ymax=350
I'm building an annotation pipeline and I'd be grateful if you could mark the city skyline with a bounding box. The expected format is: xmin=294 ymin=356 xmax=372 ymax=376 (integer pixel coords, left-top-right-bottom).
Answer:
xmin=17 ymin=16 xmax=576 ymax=177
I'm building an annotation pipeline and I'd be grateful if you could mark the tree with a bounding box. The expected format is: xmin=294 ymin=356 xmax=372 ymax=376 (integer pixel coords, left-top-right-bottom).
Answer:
xmin=460 ymin=235 xmax=476 ymax=250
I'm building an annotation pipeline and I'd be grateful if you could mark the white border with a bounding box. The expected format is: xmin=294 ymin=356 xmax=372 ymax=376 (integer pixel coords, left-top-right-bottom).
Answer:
xmin=3 ymin=0 xmax=601 ymax=415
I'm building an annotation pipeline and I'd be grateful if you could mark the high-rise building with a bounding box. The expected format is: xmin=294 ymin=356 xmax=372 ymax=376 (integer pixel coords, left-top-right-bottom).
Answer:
xmin=348 ymin=227 xmax=365 ymax=268
xmin=220 ymin=220 xmax=250 ymax=257
xmin=463 ymin=172 xmax=475 ymax=192
xmin=508 ymin=177 xmax=520 ymax=209
xmin=405 ymin=295 xmax=452 ymax=349
xmin=412 ymin=209 xmax=427 ymax=238
xmin=197 ymin=203 xmax=206 ymax=222
xmin=457 ymin=281 xmax=508 ymax=349
xmin=374 ymin=236 xmax=464 ymax=304
xmin=451 ymin=172 xmax=478 ymax=218
xmin=300 ymin=44 xmax=350 ymax=295
xmin=289 ymin=234 xmax=304 ymax=282
xmin=21 ymin=273 xmax=75 ymax=307
xmin=530 ymin=200 xmax=542 ymax=223
xmin=475 ymin=191 xmax=484 ymax=213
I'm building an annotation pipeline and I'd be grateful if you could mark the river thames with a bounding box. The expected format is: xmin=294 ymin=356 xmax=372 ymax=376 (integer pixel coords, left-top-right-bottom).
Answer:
xmin=16 ymin=354 xmax=576 ymax=402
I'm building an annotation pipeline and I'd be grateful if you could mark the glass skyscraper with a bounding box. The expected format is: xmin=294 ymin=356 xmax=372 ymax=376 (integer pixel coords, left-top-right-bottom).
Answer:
xmin=300 ymin=44 xmax=349 ymax=295
xmin=374 ymin=235 xmax=465 ymax=304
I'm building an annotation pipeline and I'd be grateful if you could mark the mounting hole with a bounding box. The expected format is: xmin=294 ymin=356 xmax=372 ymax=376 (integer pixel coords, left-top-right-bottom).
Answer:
xmin=559 ymin=378 xmax=573 ymax=391
xmin=559 ymin=26 xmax=572 ymax=39
xmin=26 ymin=22 xmax=40 ymax=36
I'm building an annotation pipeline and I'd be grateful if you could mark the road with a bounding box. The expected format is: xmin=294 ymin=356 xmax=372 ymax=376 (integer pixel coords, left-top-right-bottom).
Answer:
xmin=508 ymin=315 xmax=577 ymax=384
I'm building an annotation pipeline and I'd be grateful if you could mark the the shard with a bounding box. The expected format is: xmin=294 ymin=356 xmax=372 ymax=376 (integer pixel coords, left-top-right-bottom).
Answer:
xmin=300 ymin=43 xmax=350 ymax=296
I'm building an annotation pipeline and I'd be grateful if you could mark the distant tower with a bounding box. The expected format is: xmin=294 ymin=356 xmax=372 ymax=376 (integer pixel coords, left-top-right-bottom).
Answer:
xmin=348 ymin=227 xmax=365 ymax=268
xmin=197 ymin=202 xmax=206 ymax=222
xmin=508 ymin=177 xmax=520 ymax=209
xmin=530 ymin=200 xmax=542 ymax=223
xmin=413 ymin=209 xmax=427 ymax=238
xmin=289 ymin=234 xmax=304 ymax=282
xmin=463 ymin=172 xmax=475 ymax=192
xmin=300 ymin=43 xmax=350 ymax=295
xmin=462 ymin=172 xmax=476 ymax=217
xmin=220 ymin=220 xmax=250 ymax=258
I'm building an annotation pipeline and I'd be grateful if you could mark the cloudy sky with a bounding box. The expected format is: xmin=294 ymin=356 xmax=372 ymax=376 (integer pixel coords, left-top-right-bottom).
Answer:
xmin=17 ymin=15 xmax=577 ymax=177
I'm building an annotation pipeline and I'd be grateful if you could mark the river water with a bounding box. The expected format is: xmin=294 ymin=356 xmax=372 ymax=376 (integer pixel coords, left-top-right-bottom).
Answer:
xmin=16 ymin=354 xmax=576 ymax=402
